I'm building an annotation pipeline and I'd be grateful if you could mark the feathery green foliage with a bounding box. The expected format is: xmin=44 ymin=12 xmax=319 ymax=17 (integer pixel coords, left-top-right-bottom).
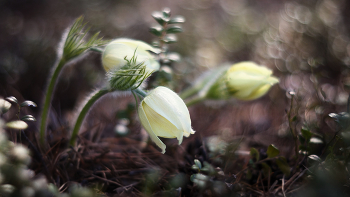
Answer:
xmin=107 ymin=52 xmax=153 ymax=91
xmin=62 ymin=16 xmax=106 ymax=61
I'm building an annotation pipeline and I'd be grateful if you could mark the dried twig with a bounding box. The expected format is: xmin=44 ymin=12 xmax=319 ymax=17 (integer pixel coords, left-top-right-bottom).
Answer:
xmin=282 ymin=175 xmax=286 ymax=197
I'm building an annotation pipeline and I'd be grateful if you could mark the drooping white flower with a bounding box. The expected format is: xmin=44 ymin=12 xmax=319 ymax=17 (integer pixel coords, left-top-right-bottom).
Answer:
xmin=102 ymin=38 xmax=160 ymax=72
xmin=138 ymin=86 xmax=195 ymax=153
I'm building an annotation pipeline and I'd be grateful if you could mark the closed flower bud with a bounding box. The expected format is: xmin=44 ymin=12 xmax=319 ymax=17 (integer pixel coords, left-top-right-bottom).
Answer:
xmin=102 ymin=38 xmax=160 ymax=72
xmin=207 ymin=62 xmax=279 ymax=100
xmin=138 ymin=86 xmax=195 ymax=153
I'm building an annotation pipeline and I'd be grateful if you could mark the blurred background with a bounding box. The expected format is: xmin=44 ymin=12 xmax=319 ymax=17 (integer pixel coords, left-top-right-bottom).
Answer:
xmin=2 ymin=0 xmax=350 ymax=195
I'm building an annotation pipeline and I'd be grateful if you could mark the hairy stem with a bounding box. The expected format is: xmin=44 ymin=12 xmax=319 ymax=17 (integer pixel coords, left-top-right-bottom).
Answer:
xmin=133 ymin=88 xmax=147 ymax=98
xmin=69 ymin=88 xmax=110 ymax=146
xmin=39 ymin=58 xmax=66 ymax=145
xmin=90 ymin=47 xmax=104 ymax=53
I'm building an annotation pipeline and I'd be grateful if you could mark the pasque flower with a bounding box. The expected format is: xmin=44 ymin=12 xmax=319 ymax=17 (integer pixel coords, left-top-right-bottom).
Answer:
xmin=102 ymin=38 xmax=160 ymax=72
xmin=207 ymin=61 xmax=279 ymax=100
xmin=138 ymin=86 xmax=195 ymax=153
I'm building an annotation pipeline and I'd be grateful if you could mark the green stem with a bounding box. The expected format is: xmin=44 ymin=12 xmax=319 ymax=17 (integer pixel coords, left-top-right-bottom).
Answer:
xmin=133 ymin=88 xmax=147 ymax=98
xmin=39 ymin=58 xmax=66 ymax=145
xmin=186 ymin=96 xmax=206 ymax=107
xmin=180 ymin=86 xmax=200 ymax=100
xmin=90 ymin=47 xmax=104 ymax=53
xmin=69 ymin=88 xmax=110 ymax=146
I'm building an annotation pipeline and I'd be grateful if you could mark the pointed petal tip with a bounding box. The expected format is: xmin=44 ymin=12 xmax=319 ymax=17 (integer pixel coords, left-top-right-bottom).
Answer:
xmin=178 ymin=136 xmax=183 ymax=145
xmin=268 ymin=77 xmax=279 ymax=85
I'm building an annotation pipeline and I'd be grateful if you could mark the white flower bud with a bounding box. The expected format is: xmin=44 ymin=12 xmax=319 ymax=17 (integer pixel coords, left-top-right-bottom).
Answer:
xmin=138 ymin=86 xmax=195 ymax=153
xmin=102 ymin=38 xmax=160 ymax=73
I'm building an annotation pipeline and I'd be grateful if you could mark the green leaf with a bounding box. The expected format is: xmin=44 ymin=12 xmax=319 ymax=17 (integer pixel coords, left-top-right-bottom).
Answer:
xmin=162 ymin=8 xmax=171 ymax=18
xmin=166 ymin=26 xmax=183 ymax=34
xmin=21 ymin=115 xmax=36 ymax=122
xmin=329 ymin=112 xmax=350 ymax=129
xmin=191 ymin=165 xmax=199 ymax=170
xmin=308 ymin=155 xmax=322 ymax=163
xmin=152 ymin=11 xmax=166 ymax=25
xmin=276 ymin=157 xmax=291 ymax=176
xmin=5 ymin=96 xmax=17 ymax=103
xmin=6 ymin=120 xmax=28 ymax=130
xmin=267 ymin=144 xmax=280 ymax=158
xmin=261 ymin=162 xmax=272 ymax=178
xmin=151 ymin=41 xmax=160 ymax=47
xmin=149 ymin=26 xmax=163 ymax=37
xmin=169 ymin=16 xmax=185 ymax=24
xmin=0 ymin=98 xmax=11 ymax=114
xmin=201 ymin=162 xmax=216 ymax=176
xmin=250 ymin=147 xmax=259 ymax=161
xmin=162 ymin=34 xmax=177 ymax=44
xmin=167 ymin=52 xmax=181 ymax=62
xmin=190 ymin=174 xmax=195 ymax=182
xmin=20 ymin=100 xmax=37 ymax=108
xmin=341 ymin=131 xmax=350 ymax=145
xmin=301 ymin=126 xmax=312 ymax=141
xmin=194 ymin=159 xmax=202 ymax=169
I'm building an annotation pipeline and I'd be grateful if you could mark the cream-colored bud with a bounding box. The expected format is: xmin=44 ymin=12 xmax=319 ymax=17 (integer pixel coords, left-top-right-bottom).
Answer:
xmin=102 ymin=38 xmax=160 ymax=72
xmin=138 ymin=86 xmax=195 ymax=153
xmin=225 ymin=62 xmax=279 ymax=100
xmin=208 ymin=62 xmax=279 ymax=100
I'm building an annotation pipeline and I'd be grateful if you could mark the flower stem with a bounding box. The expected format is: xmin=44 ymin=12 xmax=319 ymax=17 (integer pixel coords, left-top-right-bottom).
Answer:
xmin=180 ymin=86 xmax=201 ymax=100
xmin=90 ymin=47 xmax=104 ymax=53
xmin=39 ymin=58 xmax=66 ymax=145
xmin=69 ymin=88 xmax=110 ymax=146
xmin=133 ymin=88 xmax=147 ymax=98
xmin=186 ymin=96 xmax=206 ymax=107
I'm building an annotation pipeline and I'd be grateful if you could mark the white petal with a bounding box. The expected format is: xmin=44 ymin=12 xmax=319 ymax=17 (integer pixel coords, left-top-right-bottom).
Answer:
xmin=144 ymin=87 xmax=192 ymax=136
xmin=102 ymin=39 xmax=160 ymax=72
xmin=111 ymin=38 xmax=160 ymax=53
xmin=102 ymin=43 xmax=134 ymax=71
xmin=138 ymin=101 xmax=166 ymax=153
xmin=227 ymin=71 xmax=276 ymax=99
xmin=142 ymin=101 xmax=184 ymax=144
xmin=228 ymin=61 xmax=273 ymax=76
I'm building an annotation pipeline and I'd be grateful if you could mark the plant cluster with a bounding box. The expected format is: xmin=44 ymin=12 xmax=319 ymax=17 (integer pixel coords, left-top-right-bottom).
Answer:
xmin=2 ymin=3 xmax=350 ymax=197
